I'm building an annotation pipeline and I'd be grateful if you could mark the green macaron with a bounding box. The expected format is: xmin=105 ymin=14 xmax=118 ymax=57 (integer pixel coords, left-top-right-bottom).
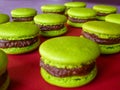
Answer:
xmin=93 ymin=4 xmax=117 ymax=20
xmin=0 ymin=22 xmax=40 ymax=54
xmin=0 ymin=14 xmax=9 ymax=24
xmin=11 ymin=8 xmax=37 ymax=22
xmin=82 ymin=21 xmax=120 ymax=54
xmin=34 ymin=13 xmax=67 ymax=37
xmin=64 ymin=1 xmax=86 ymax=9
xmin=64 ymin=2 xmax=86 ymax=15
xmin=0 ymin=50 xmax=8 ymax=76
xmin=105 ymin=14 xmax=120 ymax=24
xmin=67 ymin=8 xmax=97 ymax=27
xmin=41 ymin=4 xmax=66 ymax=14
xmin=39 ymin=36 xmax=100 ymax=87
xmin=0 ymin=50 xmax=9 ymax=90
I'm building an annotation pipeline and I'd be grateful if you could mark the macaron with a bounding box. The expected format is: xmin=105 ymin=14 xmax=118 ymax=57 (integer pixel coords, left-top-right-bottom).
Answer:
xmin=105 ymin=14 xmax=120 ymax=24
xmin=39 ymin=36 xmax=100 ymax=88
xmin=0 ymin=13 xmax=10 ymax=24
xmin=67 ymin=8 xmax=97 ymax=28
xmin=0 ymin=22 xmax=40 ymax=54
xmin=41 ymin=4 xmax=66 ymax=14
xmin=34 ymin=13 xmax=67 ymax=37
xmin=64 ymin=1 xmax=86 ymax=8
xmin=0 ymin=50 xmax=10 ymax=90
xmin=11 ymin=8 xmax=37 ymax=22
xmin=64 ymin=1 xmax=86 ymax=15
xmin=93 ymin=4 xmax=117 ymax=20
xmin=82 ymin=21 xmax=120 ymax=54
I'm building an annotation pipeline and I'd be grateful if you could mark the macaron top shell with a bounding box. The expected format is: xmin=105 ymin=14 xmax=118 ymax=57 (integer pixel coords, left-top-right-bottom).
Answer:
xmin=41 ymin=4 xmax=66 ymax=12
xmin=0 ymin=22 xmax=39 ymax=40
xmin=40 ymin=36 xmax=100 ymax=68
xmin=67 ymin=8 xmax=96 ymax=19
xmin=93 ymin=4 xmax=117 ymax=13
xmin=0 ymin=50 xmax=8 ymax=75
xmin=0 ymin=14 xmax=9 ymax=24
xmin=105 ymin=14 xmax=120 ymax=24
xmin=82 ymin=21 xmax=120 ymax=38
xmin=64 ymin=2 xmax=86 ymax=8
xmin=11 ymin=8 xmax=37 ymax=17
xmin=34 ymin=13 xmax=67 ymax=25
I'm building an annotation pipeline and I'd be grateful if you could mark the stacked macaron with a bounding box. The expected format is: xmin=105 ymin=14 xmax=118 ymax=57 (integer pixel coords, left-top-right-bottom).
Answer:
xmin=39 ymin=36 xmax=100 ymax=87
xmin=0 ymin=22 xmax=40 ymax=54
xmin=41 ymin=4 xmax=66 ymax=14
xmin=34 ymin=13 xmax=67 ymax=37
xmin=93 ymin=4 xmax=117 ymax=20
xmin=82 ymin=21 xmax=120 ymax=54
xmin=67 ymin=8 xmax=97 ymax=28
xmin=11 ymin=8 xmax=37 ymax=22
xmin=0 ymin=13 xmax=9 ymax=24
xmin=0 ymin=50 xmax=9 ymax=90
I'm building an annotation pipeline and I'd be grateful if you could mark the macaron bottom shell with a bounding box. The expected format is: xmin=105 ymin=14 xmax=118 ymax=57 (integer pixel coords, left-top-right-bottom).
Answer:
xmin=41 ymin=67 xmax=97 ymax=88
xmin=0 ymin=76 xmax=10 ymax=90
xmin=0 ymin=39 xmax=40 ymax=54
xmin=96 ymin=16 xmax=105 ymax=21
xmin=40 ymin=27 xmax=67 ymax=37
xmin=67 ymin=20 xmax=83 ymax=28
xmin=99 ymin=43 xmax=120 ymax=54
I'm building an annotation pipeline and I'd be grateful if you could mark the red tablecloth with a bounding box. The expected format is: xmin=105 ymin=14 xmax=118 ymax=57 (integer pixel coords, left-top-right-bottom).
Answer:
xmin=8 ymin=25 xmax=120 ymax=90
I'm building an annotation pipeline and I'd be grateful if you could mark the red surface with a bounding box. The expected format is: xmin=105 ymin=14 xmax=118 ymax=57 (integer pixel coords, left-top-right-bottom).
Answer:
xmin=8 ymin=25 xmax=120 ymax=90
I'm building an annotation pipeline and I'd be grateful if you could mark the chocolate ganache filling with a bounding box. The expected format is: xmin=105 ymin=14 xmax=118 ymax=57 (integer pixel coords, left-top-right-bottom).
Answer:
xmin=96 ymin=12 xmax=116 ymax=16
xmin=12 ymin=16 xmax=34 ymax=22
xmin=0 ymin=36 xmax=38 ymax=48
xmin=38 ymin=24 xmax=64 ymax=31
xmin=82 ymin=31 xmax=120 ymax=44
xmin=68 ymin=17 xmax=96 ymax=23
xmin=40 ymin=60 xmax=95 ymax=77
xmin=0 ymin=71 xmax=8 ymax=86
xmin=43 ymin=11 xmax=65 ymax=14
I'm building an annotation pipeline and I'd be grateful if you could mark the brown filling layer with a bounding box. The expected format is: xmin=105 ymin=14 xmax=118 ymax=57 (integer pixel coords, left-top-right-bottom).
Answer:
xmin=37 ymin=24 xmax=64 ymax=31
xmin=40 ymin=60 xmax=95 ymax=77
xmin=97 ymin=12 xmax=116 ymax=16
xmin=0 ymin=36 xmax=38 ymax=48
xmin=43 ymin=11 xmax=65 ymax=14
xmin=12 ymin=16 xmax=34 ymax=22
xmin=82 ymin=31 xmax=120 ymax=44
xmin=0 ymin=71 xmax=8 ymax=86
xmin=68 ymin=17 xmax=96 ymax=23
